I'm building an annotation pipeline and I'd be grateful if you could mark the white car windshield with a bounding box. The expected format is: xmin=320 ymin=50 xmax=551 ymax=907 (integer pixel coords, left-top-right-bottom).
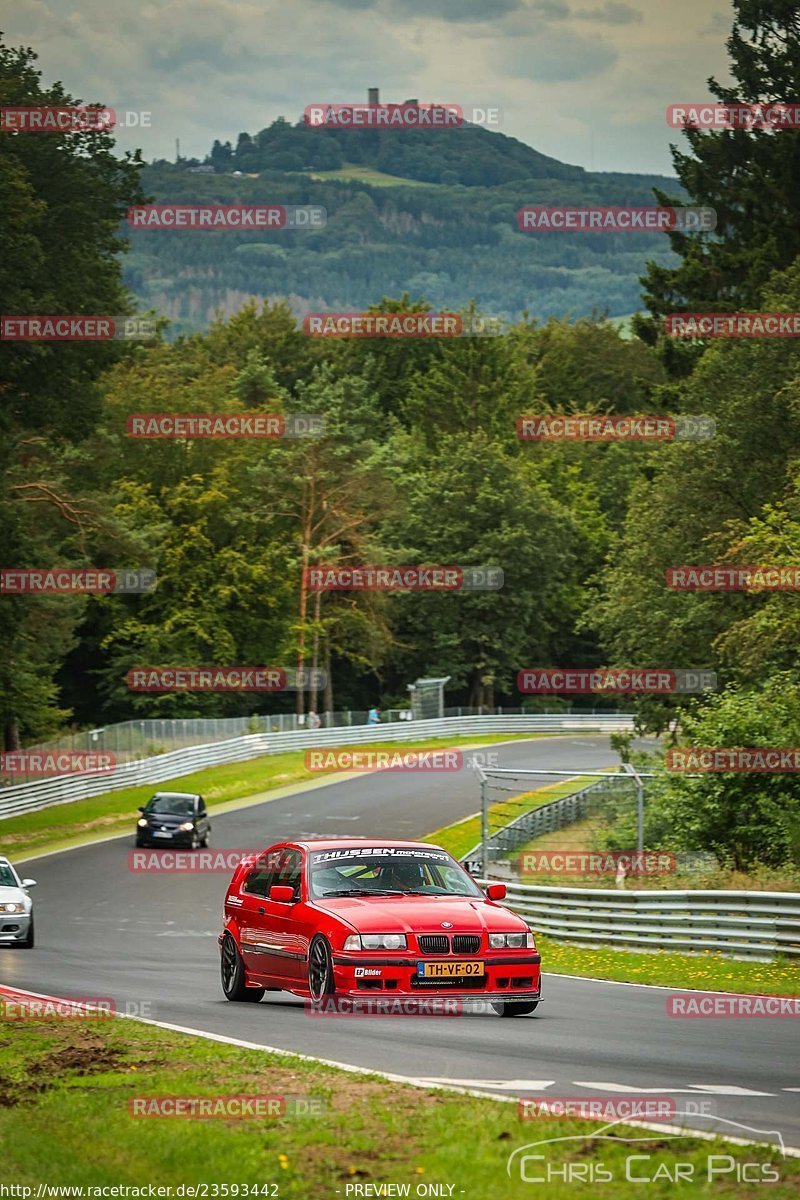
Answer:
xmin=309 ymin=848 xmax=482 ymax=899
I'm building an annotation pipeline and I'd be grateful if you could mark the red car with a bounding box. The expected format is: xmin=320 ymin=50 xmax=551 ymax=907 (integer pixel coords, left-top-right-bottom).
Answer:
xmin=218 ymin=839 xmax=541 ymax=1016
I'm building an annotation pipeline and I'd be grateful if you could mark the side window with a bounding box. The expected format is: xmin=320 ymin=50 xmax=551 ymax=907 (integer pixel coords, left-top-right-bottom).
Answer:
xmin=243 ymin=866 xmax=274 ymax=897
xmin=276 ymin=849 xmax=303 ymax=898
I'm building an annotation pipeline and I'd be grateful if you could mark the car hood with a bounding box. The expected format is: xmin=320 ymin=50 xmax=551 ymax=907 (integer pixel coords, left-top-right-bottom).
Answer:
xmin=314 ymin=895 xmax=527 ymax=934
xmin=144 ymin=812 xmax=192 ymax=825
xmin=0 ymin=885 xmax=28 ymax=904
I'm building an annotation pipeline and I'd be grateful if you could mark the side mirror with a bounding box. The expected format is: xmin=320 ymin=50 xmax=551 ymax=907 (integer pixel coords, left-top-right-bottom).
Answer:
xmin=269 ymin=885 xmax=295 ymax=904
xmin=21 ymin=879 xmax=37 ymax=889
xmin=486 ymin=883 xmax=506 ymax=901
xmin=138 ymin=806 xmax=146 ymax=813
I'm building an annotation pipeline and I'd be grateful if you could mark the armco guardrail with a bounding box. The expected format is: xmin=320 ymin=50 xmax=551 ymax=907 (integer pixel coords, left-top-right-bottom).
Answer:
xmin=488 ymin=880 xmax=800 ymax=960
xmin=0 ymin=714 xmax=634 ymax=821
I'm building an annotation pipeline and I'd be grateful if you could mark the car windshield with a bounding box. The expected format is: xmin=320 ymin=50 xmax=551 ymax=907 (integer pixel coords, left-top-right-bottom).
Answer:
xmin=146 ymin=795 xmax=195 ymax=816
xmin=0 ymin=864 xmax=18 ymax=887
xmin=309 ymin=848 xmax=483 ymax=899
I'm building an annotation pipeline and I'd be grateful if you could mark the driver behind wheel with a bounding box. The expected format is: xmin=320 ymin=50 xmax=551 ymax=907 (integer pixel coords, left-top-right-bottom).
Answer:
xmin=380 ymin=860 xmax=427 ymax=892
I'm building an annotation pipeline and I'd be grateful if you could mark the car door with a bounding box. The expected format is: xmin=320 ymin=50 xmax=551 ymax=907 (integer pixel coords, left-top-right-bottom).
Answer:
xmin=251 ymin=848 xmax=306 ymax=985
xmin=237 ymin=853 xmax=280 ymax=983
xmin=195 ymin=796 xmax=210 ymax=841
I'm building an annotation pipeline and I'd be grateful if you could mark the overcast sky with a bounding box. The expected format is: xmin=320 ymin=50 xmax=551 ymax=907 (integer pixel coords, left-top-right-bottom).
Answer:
xmin=7 ymin=0 xmax=734 ymax=175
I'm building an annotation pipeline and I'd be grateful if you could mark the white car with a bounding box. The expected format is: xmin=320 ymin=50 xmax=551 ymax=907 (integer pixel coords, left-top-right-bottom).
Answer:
xmin=0 ymin=857 xmax=37 ymax=948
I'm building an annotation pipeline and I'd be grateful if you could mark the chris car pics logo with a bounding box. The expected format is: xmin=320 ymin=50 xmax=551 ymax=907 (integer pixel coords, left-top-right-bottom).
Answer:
xmin=507 ymin=1114 xmax=785 ymax=1184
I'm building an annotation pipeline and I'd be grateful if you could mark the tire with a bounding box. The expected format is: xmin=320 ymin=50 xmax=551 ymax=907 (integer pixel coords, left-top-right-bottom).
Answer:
xmin=491 ymin=1000 xmax=538 ymax=1017
xmin=220 ymin=934 xmax=264 ymax=1002
xmin=190 ymin=831 xmax=200 ymax=850
xmin=200 ymin=832 xmax=210 ymax=848
xmin=308 ymin=935 xmax=335 ymax=1002
xmin=20 ymin=917 xmax=34 ymax=950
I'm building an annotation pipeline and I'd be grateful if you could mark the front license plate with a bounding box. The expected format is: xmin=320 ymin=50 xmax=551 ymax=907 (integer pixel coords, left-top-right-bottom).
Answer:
xmin=152 ymin=831 xmax=173 ymax=838
xmin=417 ymin=960 xmax=483 ymax=978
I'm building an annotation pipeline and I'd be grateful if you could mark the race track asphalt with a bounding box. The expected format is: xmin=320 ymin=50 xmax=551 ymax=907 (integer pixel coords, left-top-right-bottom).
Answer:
xmin=2 ymin=735 xmax=798 ymax=1153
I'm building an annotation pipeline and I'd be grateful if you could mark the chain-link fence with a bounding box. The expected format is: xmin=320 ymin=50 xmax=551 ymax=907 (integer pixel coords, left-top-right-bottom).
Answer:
xmin=463 ymin=767 xmax=647 ymax=878
xmin=4 ymin=703 xmax=627 ymax=785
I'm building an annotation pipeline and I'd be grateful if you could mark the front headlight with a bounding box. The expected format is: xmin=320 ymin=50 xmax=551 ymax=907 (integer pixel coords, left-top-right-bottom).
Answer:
xmin=1 ymin=902 xmax=25 ymax=914
xmin=342 ymin=934 xmax=408 ymax=951
xmin=178 ymin=822 xmax=194 ymax=831
xmin=489 ymin=932 xmax=536 ymax=949
xmin=137 ymin=818 xmax=148 ymax=827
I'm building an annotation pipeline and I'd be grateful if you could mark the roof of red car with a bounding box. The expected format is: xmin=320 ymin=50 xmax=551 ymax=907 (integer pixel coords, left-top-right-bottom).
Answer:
xmin=294 ymin=838 xmax=442 ymax=850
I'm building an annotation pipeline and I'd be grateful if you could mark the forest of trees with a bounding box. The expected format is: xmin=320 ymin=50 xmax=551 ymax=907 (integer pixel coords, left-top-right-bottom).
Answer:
xmin=127 ymin=148 xmax=681 ymax=333
xmin=2 ymin=2 xmax=800 ymax=870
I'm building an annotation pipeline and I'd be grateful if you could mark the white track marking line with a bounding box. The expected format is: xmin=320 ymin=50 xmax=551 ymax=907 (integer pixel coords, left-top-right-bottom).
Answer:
xmin=574 ymin=1081 xmax=774 ymax=1096
xmin=416 ymin=1078 xmax=555 ymax=1090
xmin=1 ymin=983 xmax=797 ymax=1155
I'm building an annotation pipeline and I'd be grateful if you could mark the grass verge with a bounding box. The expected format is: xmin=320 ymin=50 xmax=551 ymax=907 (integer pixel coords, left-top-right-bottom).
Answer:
xmin=1 ymin=1011 xmax=796 ymax=1196
xmin=540 ymin=936 xmax=799 ymax=996
xmin=0 ymin=734 xmax=553 ymax=862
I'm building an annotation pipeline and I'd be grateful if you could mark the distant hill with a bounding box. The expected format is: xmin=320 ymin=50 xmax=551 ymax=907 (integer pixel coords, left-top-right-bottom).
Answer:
xmin=125 ymin=118 xmax=683 ymax=335
xmin=204 ymin=115 xmax=589 ymax=187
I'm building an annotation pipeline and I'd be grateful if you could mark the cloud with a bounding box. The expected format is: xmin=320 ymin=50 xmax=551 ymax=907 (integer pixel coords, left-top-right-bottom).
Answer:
xmin=321 ymin=0 xmax=523 ymax=18
xmin=575 ymin=2 xmax=642 ymax=24
xmin=499 ymin=29 xmax=618 ymax=81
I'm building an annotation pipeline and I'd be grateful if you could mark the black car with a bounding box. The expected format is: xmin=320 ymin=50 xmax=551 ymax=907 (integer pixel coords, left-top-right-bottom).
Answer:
xmin=135 ymin=792 xmax=211 ymax=848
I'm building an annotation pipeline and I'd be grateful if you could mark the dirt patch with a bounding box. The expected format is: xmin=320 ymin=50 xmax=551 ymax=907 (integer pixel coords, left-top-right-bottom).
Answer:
xmin=30 ymin=1040 xmax=124 ymax=1078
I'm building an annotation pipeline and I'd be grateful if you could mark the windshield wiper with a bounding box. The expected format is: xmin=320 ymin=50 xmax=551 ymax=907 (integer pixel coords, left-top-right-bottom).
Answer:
xmin=319 ymin=888 xmax=405 ymax=897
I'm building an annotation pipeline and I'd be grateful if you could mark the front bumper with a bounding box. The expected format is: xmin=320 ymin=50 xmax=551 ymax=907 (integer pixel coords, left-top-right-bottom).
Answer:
xmin=137 ymin=829 xmax=194 ymax=846
xmin=0 ymin=911 xmax=32 ymax=944
xmin=331 ymin=952 xmax=541 ymax=999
